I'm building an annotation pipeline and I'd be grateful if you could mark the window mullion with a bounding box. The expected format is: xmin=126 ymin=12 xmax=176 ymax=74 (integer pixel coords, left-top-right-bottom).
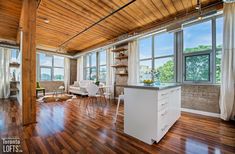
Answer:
xmin=52 ymin=56 xmax=54 ymax=81
xmin=212 ymin=18 xmax=216 ymax=84
xmin=152 ymin=35 xmax=154 ymax=81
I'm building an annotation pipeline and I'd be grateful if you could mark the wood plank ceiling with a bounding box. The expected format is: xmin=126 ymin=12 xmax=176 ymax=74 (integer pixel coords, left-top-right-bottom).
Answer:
xmin=0 ymin=0 xmax=222 ymax=54
xmin=0 ymin=0 xmax=22 ymax=41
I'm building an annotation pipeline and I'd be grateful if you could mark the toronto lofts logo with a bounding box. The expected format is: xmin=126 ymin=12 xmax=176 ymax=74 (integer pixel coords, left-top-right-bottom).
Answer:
xmin=1 ymin=137 xmax=23 ymax=153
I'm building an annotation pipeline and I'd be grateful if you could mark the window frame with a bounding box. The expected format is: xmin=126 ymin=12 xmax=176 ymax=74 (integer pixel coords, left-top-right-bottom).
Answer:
xmin=138 ymin=31 xmax=176 ymax=83
xmin=181 ymin=16 xmax=222 ymax=84
xmin=83 ymin=50 xmax=107 ymax=82
xmin=184 ymin=53 xmax=211 ymax=82
xmin=38 ymin=53 xmax=64 ymax=81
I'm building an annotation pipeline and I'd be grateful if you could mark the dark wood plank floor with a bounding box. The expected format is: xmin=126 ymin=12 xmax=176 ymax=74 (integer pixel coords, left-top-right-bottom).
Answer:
xmin=0 ymin=97 xmax=235 ymax=154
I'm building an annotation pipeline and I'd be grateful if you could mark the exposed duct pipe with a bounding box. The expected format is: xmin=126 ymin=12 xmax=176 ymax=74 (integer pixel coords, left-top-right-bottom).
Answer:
xmin=57 ymin=0 xmax=136 ymax=50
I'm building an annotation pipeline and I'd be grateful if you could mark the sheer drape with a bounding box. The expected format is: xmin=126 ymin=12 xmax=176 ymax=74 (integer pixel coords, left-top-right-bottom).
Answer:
xmin=128 ymin=40 xmax=139 ymax=85
xmin=220 ymin=2 xmax=235 ymax=121
xmin=0 ymin=47 xmax=10 ymax=98
xmin=106 ymin=47 xmax=115 ymax=98
xmin=77 ymin=56 xmax=84 ymax=82
xmin=64 ymin=57 xmax=70 ymax=93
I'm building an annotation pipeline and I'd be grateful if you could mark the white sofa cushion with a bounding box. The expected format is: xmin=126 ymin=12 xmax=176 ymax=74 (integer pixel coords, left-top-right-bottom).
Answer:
xmin=79 ymin=80 xmax=93 ymax=88
xmin=73 ymin=81 xmax=79 ymax=87
xmin=69 ymin=80 xmax=93 ymax=95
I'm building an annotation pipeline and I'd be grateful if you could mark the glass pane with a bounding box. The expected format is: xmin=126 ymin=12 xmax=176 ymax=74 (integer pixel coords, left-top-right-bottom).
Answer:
xmin=139 ymin=36 xmax=152 ymax=59
xmin=39 ymin=53 xmax=52 ymax=66
xmin=139 ymin=60 xmax=152 ymax=82
xmin=10 ymin=49 xmax=19 ymax=62
xmin=154 ymin=33 xmax=174 ymax=57
xmin=85 ymin=68 xmax=90 ymax=80
xmin=54 ymin=68 xmax=64 ymax=81
xmin=216 ymin=17 xmax=223 ymax=83
xmin=185 ymin=54 xmax=210 ymax=81
xmin=154 ymin=57 xmax=174 ymax=83
xmin=40 ymin=68 xmax=52 ymax=81
xmin=183 ymin=20 xmax=212 ymax=53
xmin=216 ymin=17 xmax=223 ymax=49
xmin=99 ymin=51 xmax=106 ymax=65
xmin=91 ymin=53 xmax=97 ymax=67
xmin=90 ymin=67 xmax=97 ymax=80
xmin=216 ymin=50 xmax=221 ymax=83
xmin=99 ymin=66 xmax=107 ymax=81
xmin=54 ymin=56 xmax=64 ymax=67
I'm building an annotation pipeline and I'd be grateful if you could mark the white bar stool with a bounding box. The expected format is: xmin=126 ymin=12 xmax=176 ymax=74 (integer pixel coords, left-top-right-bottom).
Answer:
xmin=114 ymin=94 xmax=124 ymax=123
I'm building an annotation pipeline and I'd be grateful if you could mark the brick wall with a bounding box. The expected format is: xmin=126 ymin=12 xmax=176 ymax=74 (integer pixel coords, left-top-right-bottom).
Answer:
xmin=181 ymin=85 xmax=220 ymax=113
xmin=39 ymin=81 xmax=64 ymax=93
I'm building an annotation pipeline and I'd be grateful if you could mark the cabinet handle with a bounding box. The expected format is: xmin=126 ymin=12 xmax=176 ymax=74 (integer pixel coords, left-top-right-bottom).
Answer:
xmin=161 ymin=102 xmax=168 ymax=106
xmin=161 ymin=111 xmax=168 ymax=116
xmin=161 ymin=93 xmax=168 ymax=96
xmin=161 ymin=125 xmax=168 ymax=131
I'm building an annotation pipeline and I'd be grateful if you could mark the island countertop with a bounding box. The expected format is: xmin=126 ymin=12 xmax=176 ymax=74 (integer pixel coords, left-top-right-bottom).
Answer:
xmin=116 ymin=83 xmax=181 ymax=90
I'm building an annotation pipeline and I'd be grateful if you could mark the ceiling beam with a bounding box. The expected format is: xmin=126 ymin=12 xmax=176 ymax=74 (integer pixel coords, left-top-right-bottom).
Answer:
xmin=58 ymin=0 xmax=136 ymax=50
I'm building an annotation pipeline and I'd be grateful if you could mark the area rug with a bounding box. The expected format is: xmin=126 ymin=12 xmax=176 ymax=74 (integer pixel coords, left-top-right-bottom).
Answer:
xmin=37 ymin=94 xmax=73 ymax=103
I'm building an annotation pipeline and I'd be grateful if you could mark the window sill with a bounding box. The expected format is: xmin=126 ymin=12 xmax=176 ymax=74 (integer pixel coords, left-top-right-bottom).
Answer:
xmin=180 ymin=83 xmax=220 ymax=86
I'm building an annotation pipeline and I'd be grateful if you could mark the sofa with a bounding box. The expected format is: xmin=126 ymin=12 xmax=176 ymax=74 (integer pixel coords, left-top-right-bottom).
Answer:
xmin=69 ymin=80 xmax=93 ymax=95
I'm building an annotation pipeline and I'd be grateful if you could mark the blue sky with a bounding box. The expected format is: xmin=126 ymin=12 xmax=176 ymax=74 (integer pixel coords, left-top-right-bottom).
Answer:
xmin=139 ymin=17 xmax=223 ymax=59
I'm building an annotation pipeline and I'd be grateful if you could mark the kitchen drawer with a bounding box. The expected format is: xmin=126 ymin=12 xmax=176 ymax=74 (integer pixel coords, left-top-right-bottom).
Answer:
xmin=156 ymin=122 xmax=169 ymax=143
xmin=157 ymin=90 xmax=170 ymax=101
xmin=158 ymin=108 xmax=168 ymax=121
xmin=157 ymin=98 xmax=169 ymax=111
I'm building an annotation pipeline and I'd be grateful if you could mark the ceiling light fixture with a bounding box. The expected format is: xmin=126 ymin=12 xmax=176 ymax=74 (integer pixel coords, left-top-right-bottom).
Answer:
xmin=196 ymin=0 xmax=203 ymax=20
xmin=44 ymin=19 xmax=50 ymax=24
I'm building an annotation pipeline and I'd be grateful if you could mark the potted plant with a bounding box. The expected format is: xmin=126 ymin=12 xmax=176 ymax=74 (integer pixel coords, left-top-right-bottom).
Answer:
xmin=95 ymin=80 xmax=100 ymax=86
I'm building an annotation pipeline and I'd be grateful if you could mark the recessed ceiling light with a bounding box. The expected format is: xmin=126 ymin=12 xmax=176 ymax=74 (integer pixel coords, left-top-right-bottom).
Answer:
xmin=198 ymin=16 xmax=202 ymax=20
xmin=44 ymin=19 xmax=50 ymax=24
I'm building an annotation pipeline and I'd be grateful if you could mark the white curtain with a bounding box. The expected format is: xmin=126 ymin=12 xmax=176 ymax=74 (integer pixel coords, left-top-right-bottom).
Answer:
xmin=0 ymin=47 xmax=10 ymax=98
xmin=64 ymin=57 xmax=70 ymax=93
xmin=128 ymin=40 xmax=139 ymax=85
xmin=77 ymin=56 xmax=84 ymax=82
xmin=220 ymin=2 xmax=235 ymax=121
xmin=106 ymin=47 xmax=115 ymax=98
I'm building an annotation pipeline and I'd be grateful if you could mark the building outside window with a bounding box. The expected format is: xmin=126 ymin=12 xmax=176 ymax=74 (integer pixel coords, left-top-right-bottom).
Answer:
xmin=38 ymin=53 xmax=64 ymax=81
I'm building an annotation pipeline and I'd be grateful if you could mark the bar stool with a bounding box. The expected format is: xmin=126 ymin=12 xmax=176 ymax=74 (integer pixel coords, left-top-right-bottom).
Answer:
xmin=114 ymin=94 xmax=124 ymax=123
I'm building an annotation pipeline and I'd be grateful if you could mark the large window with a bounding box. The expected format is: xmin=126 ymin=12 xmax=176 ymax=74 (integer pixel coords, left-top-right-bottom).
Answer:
xmin=139 ymin=32 xmax=175 ymax=83
xmin=183 ymin=20 xmax=212 ymax=82
xmin=38 ymin=53 xmax=64 ymax=81
xmin=183 ymin=17 xmax=223 ymax=83
xmin=138 ymin=15 xmax=223 ymax=84
xmin=84 ymin=50 xmax=107 ymax=82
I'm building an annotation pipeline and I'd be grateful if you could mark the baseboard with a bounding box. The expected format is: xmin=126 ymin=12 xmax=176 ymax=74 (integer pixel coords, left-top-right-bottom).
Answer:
xmin=181 ymin=108 xmax=220 ymax=118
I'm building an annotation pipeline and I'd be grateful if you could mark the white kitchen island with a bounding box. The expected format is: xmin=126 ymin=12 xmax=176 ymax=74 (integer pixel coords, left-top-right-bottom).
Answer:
xmin=123 ymin=84 xmax=181 ymax=145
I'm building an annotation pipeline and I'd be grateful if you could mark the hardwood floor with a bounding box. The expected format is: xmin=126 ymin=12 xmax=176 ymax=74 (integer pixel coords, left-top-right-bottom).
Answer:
xmin=0 ymin=97 xmax=235 ymax=154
